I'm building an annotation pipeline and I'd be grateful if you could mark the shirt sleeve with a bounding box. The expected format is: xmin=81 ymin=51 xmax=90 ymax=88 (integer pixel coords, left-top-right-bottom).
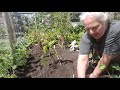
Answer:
xmin=103 ymin=24 xmax=120 ymax=55
xmin=79 ymin=33 xmax=91 ymax=55
xmin=103 ymin=38 xmax=120 ymax=55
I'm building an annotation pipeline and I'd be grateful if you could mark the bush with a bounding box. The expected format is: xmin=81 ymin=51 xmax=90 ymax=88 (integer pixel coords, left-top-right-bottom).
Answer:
xmin=70 ymin=24 xmax=85 ymax=34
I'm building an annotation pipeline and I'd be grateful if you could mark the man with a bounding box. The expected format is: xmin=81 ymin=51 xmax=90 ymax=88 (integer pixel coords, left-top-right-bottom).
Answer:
xmin=77 ymin=12 xmax=120 ymax=78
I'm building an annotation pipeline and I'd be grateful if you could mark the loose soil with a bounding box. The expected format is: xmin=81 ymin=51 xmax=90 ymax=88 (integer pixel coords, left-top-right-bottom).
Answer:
xmin=15 ymin=43 xmax=119 ymax=78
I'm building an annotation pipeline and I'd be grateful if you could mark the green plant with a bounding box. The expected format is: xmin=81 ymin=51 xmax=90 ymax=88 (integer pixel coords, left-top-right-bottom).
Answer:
xmin=51 ymin=12 xmax=73 ymax=45
xmin=70 ymin=13 xmax=81 ymax=22
xmin=99 ymin=64 xmax=106 ymax=70
xmin=0 ymin=26 xmax=6 ymax=39
xmin=70 ymin=24 xmax=85 ymax=34
xmin=111 ymin=63 xmax=120 ymax=71
xmin=13 ymin=37 xmax=28 ymax=67
xmin=24 ymin=12 xmax=85 ymax=67
xmin=0 ymin=36 xmax=30 ymax=78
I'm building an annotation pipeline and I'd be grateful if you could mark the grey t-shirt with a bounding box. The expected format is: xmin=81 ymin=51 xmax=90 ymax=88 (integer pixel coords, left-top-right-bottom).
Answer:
xmin=79 ymin=20 xmax=120 ymax=55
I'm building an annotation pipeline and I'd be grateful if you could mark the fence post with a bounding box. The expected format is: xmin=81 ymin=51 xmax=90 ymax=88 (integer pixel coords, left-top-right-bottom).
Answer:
xmin=3 ymin=12 xmax=16 ymax=54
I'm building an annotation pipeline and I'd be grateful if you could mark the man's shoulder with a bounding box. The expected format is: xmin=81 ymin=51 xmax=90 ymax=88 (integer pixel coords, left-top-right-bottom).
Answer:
xmin=82 ymin=32 xmax=90 ymax=39
xmin=81 ymin=32 xmax=92 ymax=44
xmin=105 ymin=20 xmax=120 ymax=47
xmin=110 ymin=20 xmax=120 ymax=30
xmin=107 ymin=20 xmax=120 ymax=35
xmin=110 ymin=20 xmax=120 ymax=24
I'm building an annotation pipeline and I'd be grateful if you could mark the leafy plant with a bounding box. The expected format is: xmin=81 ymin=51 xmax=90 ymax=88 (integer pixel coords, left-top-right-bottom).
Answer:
xmin=99 ymin=64 xmax=106 ymax=70
xmin=112 ymin=75 xmax=120 ymax=78
xmin=0 ymin=36 xmax=30 ymax=78
xmin=111 ymin=63 xmax=120 ymax=71
xmin=0 ymin=26 xmax=6 ymax=39
xmin=70 ymin=24 xmax=85 ymax=34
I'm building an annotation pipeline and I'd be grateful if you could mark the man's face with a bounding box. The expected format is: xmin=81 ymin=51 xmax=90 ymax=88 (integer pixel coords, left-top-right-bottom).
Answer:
xmin=83 ymin=16 xmax=106 ymax=39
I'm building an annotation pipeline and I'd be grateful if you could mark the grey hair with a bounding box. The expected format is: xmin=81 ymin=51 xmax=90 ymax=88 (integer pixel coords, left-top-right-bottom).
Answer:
xmin=79 ymin=12 xmax=110 ymax=23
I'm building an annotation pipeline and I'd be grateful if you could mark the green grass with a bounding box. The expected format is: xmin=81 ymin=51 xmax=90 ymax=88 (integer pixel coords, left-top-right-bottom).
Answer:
xmin=0 ymin=39 xmax=11 ymax=52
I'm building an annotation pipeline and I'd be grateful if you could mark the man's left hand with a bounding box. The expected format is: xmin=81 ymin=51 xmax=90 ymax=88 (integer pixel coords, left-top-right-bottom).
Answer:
xmin=89 ymin=73 xmax=98 ymax=78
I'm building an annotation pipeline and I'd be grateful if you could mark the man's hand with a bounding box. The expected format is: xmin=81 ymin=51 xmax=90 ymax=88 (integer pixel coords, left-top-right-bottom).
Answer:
xmin=90 ymin=54 xmax=112 ymax=78
xmin=89 ymin=73 xmax=98 ymax=78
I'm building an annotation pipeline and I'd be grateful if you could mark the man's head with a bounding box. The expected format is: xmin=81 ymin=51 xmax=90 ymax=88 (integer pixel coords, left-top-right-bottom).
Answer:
xmin=80 ymin=12 xmax=110 ymax=39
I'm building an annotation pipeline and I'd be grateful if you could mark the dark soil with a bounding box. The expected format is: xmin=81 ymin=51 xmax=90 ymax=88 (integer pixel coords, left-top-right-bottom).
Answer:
xmin=15 ymin=43 xmax=119 ymax=78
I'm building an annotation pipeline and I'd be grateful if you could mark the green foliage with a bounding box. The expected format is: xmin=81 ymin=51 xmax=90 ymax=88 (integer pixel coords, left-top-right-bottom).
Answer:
xmin=70 ymin=24 xmax=85 ymax=34
xmin=0 ymin=53 xmax=13 ymax=78
xmin=70 ymin=13 xmax=81 ymax=22
xmin=43 ymin=40 xmax=57 ymax=54
xmin=106 ymin=63 xmax=120 ymax=78
xmin=26 ymin=12 xmax=51 ymax=31
xmin=0 ymin=26 xmax=6 ymax=39
xmin=51 ymin=12 xmax=73 ymax=45
xmin=99 ymin=64 xmax=106 ymax=70
xmin=13 ymin=37 xmax=28 ymax=66
xmin=112 ymin=75 xmax=120 ymax=78
xmin=111 ymin=63 xmax=120 ymax=71
xmin=25 ymin=12 xmax=73 ymax=67
xmin=0 ymin=37 xmax=29 ymax=78
xmin=67 ymin=31 xmax=84 ymax=46
xmin=0 ymin=12 xmax=86 ymax=78
xmin=26 ymin=12 xmax=85 ymax=57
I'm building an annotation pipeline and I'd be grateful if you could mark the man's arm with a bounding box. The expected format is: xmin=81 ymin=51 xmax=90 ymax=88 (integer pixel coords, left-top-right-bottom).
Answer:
xmin=77 ymin=54 xmax=89 ymax=78
xmin=89 ymin=54 xmax=112 ymax=78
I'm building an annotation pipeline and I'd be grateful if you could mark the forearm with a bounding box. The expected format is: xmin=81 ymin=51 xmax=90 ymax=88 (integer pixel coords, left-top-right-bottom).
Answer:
xmin=77 ymin=60 xmax=88 ymax=78
xmin=77 ymin=55 xmax=89 ymax=78
xmin=92 ymin=55 xmax=112 ymax=77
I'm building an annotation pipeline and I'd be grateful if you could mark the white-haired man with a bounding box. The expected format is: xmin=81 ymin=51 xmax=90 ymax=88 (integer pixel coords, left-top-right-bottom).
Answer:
xmin=77 ymin=12 xmax=120 ymax=78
